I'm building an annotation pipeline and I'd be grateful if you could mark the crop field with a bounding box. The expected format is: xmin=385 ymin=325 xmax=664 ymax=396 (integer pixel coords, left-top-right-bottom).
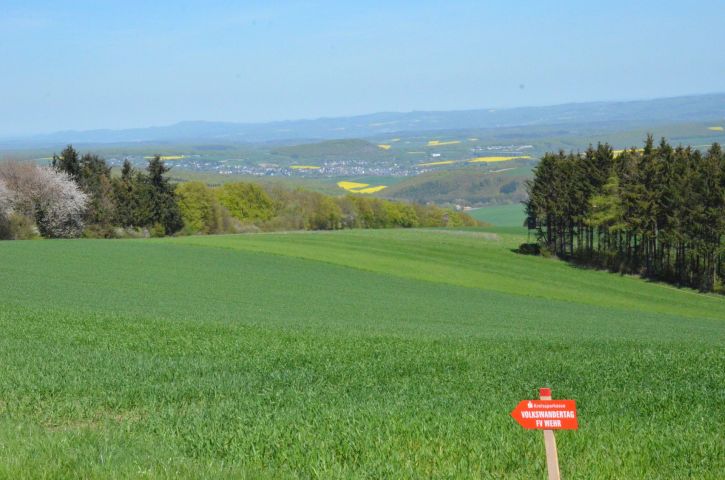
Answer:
xmin=417 ymin=160 xmax=456 ymax=167
xmin=336 ymin=181 xmax=387 ymax=194
xmin=469 ymin=204 xmax=526 ymax=227
xmin=417 ymin=157 xmax=533 ymax=169
xmin=144 ymin=155 xmax=186 ymax=161
xmin=289 ymin=165 xmax=321 ymax=170
xmin=468 ymin=156 xmax=532 ymax=163
xmin=0 ymin=229 xmax=723 ymax=478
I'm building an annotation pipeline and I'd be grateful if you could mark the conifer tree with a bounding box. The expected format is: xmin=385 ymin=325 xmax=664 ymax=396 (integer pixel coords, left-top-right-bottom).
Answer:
xmin=525 ymin=137 xmax=724 ymax=292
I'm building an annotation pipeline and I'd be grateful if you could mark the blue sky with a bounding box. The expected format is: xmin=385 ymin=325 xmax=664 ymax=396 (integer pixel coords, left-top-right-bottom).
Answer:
xmin=1 ymin=0 xmax=724 ymax=135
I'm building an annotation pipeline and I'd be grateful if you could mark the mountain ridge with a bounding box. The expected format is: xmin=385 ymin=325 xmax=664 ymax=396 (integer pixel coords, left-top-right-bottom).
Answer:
xmin=2 ymin=93 xmax=724 ymax=148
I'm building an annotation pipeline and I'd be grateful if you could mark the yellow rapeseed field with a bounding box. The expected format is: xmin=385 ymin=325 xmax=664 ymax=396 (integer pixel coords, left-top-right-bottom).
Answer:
xmin=290 ymin=165 xmax=321 ymax=170
xmin=427 ymin=140 xmax=461 ymax=147
xmin=337 ymin=181 xmax=386 ymax=194
xmin=337 ymin=181 xmax=369 ymax=190
xmin=377 ymin=144 xmax=392 ymax=150
xmin=612 ymin=148 xmax=645 ymax=157
xmin=144 ymin=155 xmax=185 ymax=161
xmin=417 ymin=160 xmax=457 ymax=167
xmin=353 ymin=185 xmax=387 ymax=193
xmin=468 ymin=156 xmax=531 ymax=163
xmin=707 ymin=126 xmax=724 ymax=131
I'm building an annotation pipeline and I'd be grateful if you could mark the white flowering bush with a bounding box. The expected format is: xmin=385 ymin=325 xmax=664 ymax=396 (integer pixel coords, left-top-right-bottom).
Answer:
xmin=0 ymin=162 xmax=88 ymax=238
xmin=33 ymin=168 xmax=88 ymax=237
xmin=0 ymin=179 xmax=11 ymax=215
xmin=0 ymin=179 xmax=12 ymax=238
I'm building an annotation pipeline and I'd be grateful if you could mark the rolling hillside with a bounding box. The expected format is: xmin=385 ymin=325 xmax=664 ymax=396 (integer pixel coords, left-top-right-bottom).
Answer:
xmin=0 ymin=229 xmax=723 ymax=478
xmin=270 ymin=139 xmax=388 ymax=161
xmin=469 ymin=204 xmax=527 ymax=227
xmin=382 ymin=166 xmax=531 ymax=206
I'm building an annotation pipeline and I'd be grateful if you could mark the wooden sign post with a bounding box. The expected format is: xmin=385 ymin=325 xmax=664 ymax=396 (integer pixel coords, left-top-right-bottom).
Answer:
xmin=510 ymin=388 xmax=577 ymax=480
xmin=540 ymin=387 xmax=561 ymax=480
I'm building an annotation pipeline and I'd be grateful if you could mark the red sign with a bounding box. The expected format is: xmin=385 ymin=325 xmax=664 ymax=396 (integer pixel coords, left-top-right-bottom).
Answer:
xmin=511 ymin=399 xmax=578 ymax=430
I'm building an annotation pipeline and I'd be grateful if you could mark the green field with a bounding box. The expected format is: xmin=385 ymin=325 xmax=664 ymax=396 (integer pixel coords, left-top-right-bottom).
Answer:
xmin=469 ymin=204 xmax=526 ymax=227
xmin=1 ymin=229 xmax=723 ymax=478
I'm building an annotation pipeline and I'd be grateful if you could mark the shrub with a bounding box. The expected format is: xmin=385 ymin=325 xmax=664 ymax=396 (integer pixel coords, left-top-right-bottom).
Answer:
xmin=334 ymin=196 xmax=361 ymax=229
xmin=83 ymin=223 xmax=121 ymax=239
xmin=176 ymin=181 xmax=228 ymax=234
xmin=516 ymin=243 xmax=541 ymax=255
xmin=0 ymin=162 xmax=88 ymax=238
xmin=216 ymin=183 xmax=276 ymax=223
xmin=307 ymin=195 xmax=343 ymax=230
xmin=150 ymin=223 xmax=167 ymax=238
xmin=447 ymin=210 xmax=479 ymax=227
xmin=0 ymin=180 xmax=11 ymax=239
xmin=7 ymin=213 xmax=39 ymax=240
xmin=32 ymin=168 xmax=88 ymax=238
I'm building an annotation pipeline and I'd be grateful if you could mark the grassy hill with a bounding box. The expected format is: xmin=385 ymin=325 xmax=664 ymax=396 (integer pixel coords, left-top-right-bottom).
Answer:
xmin=469 ymin=204 xmax=527 ymax=227
xmin=382 ymin=166 xmax=532 ymax=206
xmin=270 ymin=139 xmax=390 ymax=161
xmin=0 ymin=229 xmax=723 ymax=478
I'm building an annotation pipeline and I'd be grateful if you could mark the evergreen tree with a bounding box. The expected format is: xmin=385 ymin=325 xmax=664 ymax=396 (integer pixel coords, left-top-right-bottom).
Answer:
xmin=52 ymin=145 xmax=81 ymax=180
xmin=112 ymin=159 xmax=138 ymax=227
xmin=53 ymin=146 xmax=116 ymax=230
xmin=143 ymin=156 xmax=183 ymax=235
xmin=525 ymin=137 xmax=725 ymax=293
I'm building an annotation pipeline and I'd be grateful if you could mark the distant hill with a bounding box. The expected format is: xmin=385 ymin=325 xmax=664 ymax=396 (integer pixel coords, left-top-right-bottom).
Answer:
xmin=2 ymin=93 xmax=724 ymax=148
xmin=270 ymin=139 xmax=389 ymax=161
xmin=382 ymin=166 xmax=531 ymax=207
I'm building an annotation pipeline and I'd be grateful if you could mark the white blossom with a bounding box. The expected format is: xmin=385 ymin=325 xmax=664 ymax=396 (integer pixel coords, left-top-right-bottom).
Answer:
xmin=0 ymin=179 xmax=12 ymax=216
xmin=0 ymin=162 xmax=88 ymax=238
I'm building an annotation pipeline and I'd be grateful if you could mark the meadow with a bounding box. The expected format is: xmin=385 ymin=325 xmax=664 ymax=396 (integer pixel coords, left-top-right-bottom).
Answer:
xmin=0 ymin=228 xmax=723 ymax=478
xmin=468 ymin=204 xmax=526 ymax=227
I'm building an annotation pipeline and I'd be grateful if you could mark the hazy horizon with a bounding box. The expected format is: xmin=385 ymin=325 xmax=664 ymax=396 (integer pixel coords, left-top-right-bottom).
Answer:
xmin=2 ymin=90 xmax=724 ymax=139
xmin=3 ymin=0 xmax=724 ymax=136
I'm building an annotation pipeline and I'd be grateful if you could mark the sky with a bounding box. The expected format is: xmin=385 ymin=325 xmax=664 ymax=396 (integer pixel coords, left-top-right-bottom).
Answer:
xmin=1 ymin=0 xmax=724 ymax=136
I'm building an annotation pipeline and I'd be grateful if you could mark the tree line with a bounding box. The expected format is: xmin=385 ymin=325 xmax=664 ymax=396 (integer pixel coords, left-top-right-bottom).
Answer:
xmin=0 ymin=145 xmax=476 ymax=240
xmin=525 ymin=136 xmax=725 ymax=293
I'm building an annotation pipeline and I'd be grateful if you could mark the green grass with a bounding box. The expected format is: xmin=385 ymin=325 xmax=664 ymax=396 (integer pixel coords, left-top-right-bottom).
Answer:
xmin=469 ymin=204 xmax=526 ymax=227
xmin=0 ymin=229 xmax=723 ymax=478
